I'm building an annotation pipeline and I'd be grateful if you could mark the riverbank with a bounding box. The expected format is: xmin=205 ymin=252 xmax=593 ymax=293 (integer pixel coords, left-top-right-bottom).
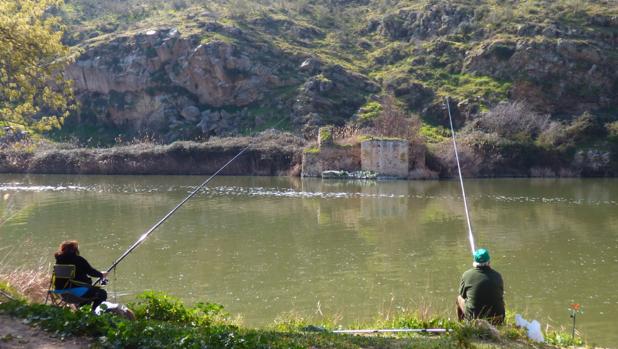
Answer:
xmin=2 ymin=135 xmax=617 ymax=178
xmin=0 ymin=275 xmax=588 ymax=349
xmin=0 ymin=293 xmax=584 ymax=349
xmin=0 ymin=131 xmax=305 ymax=176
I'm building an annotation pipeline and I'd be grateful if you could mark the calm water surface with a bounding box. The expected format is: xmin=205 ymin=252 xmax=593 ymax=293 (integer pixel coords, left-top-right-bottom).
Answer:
xmin=1 ymin=175 xmax=617 ymax=347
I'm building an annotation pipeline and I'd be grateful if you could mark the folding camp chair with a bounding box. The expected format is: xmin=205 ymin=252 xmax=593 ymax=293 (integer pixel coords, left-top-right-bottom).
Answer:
xmin=45 ymin=264 xmax=95 ymax=308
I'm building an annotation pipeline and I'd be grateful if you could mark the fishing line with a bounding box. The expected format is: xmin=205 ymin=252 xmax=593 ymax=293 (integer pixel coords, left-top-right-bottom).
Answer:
xmin=95 ymin=120 xmax=289 ymax=285
xmin=445 ymin=97 xmax=476 ymax=256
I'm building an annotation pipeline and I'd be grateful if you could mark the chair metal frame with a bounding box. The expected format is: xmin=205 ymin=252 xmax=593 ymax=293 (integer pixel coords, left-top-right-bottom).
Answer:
xmin=45 ymin=264 xmax=96 ymax=308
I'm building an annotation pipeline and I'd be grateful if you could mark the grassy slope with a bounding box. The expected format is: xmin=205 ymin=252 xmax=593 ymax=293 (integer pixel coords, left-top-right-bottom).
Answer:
xmin=0 ymin=287 xmax=583 ymax=349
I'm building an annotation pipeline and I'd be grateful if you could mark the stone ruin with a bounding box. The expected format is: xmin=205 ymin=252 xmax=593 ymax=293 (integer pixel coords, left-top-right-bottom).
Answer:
xmin=302 ymin=126 xmax=425 ymax=179
xmin=360 ymin=139 xmax=409 ymax=178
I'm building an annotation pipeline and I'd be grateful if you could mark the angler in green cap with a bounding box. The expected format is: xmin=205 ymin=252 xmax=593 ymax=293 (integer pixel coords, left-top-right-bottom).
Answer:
xmin=456 ymin=248 xmax=505 ymax=324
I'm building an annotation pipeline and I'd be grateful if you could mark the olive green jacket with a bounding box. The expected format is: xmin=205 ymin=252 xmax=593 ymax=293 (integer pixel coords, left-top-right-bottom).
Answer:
xmin=459 ymin=266 xmax=505 ymax=319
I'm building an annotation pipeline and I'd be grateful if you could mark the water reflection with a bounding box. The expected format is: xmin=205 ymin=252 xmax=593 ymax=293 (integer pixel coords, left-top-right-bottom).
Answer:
xmin=0 ymin=175 xmax=617 ymax=346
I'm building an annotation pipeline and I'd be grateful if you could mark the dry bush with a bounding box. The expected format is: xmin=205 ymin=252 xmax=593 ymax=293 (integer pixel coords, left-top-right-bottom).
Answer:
xmin=537 ymin=121 xmax=567 ymax=146
xmin=472 ymin=101 xmax=549 ymax=140
xmin=433 ymin=140 xmax=484 ymax=177
xmin=0 ymin=264 xmax=51 ymax=303
xmin=332 ymin=124 xmax=367 ymax=145
xmin=372 ymin=95 xmax=421 ymax=143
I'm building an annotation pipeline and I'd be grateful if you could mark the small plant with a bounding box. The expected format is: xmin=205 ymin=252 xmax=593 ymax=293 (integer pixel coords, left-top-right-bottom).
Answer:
xmin=272 ymin=311 xmax=309 ymax=332
xmin=318 ymin=126 xmax=333 ymax=146
xmin=568 ymin=303 xmax=583 ymax=342
xmin=420 ymin=124 xmax=450 ymax=143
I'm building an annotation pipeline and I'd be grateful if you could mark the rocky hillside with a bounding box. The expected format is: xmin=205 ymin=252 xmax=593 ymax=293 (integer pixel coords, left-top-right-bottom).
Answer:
xmin=50 ymin=0 xmax=618 ymax=176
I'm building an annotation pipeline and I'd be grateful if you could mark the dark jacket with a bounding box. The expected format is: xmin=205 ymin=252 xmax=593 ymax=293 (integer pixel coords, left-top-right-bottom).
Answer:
xmin=459 ymin=266 xmax=505 ymax=320
xmin=55 ymin=253 xmax=103 ymax=289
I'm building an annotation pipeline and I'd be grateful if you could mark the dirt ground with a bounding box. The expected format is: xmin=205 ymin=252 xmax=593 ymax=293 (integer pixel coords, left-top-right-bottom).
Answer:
xmin=0 ymin=315 xmax=89 ymax=349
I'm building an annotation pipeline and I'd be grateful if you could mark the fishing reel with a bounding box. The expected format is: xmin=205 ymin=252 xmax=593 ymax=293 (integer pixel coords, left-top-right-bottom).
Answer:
xmin=100 ymin=278 xmax=109 ymax=286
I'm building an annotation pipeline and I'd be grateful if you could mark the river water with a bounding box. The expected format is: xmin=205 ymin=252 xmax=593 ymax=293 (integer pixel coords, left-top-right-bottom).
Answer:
xmin=0 ymin=174 xmax=617 ymax=347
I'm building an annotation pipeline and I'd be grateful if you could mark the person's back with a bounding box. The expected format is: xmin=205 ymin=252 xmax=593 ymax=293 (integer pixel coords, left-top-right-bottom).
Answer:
xmin=54 ymin=252 xmax=100 ymax=289
xmin=457 ymin=248 xmax=505 ymax=324
xmin=460 ymin=266 xmax=504 ymax=320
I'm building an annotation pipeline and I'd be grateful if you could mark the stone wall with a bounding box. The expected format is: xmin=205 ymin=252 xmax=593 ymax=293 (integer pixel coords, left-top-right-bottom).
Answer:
xmin=301 ymin=146 xmax=361 ymax=177
xmin=301 ymin=151 xmax=322 ymax=177
xmin=361 ymin=140 xmax=409 ymax=178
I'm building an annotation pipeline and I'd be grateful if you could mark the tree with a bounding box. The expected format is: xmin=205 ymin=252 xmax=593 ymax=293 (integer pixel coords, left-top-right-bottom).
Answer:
xmin=0 ymin=0 xmax=73 ymax=131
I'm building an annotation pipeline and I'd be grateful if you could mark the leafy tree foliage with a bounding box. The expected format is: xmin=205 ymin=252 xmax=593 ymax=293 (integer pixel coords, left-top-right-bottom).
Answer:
xmin=0 ymin=0 xmax=73 ymax=131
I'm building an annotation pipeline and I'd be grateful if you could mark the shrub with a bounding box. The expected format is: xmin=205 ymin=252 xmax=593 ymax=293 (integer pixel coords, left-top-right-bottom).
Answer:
xmin=537 ymin=121 xmax=569 ymax=148
xmin=420 ymin=124 xmax=450 ymax=143
xmin=607 ymin=121 xmax=618 ymax=140
xmin=371 ymin=95 xmax=421 ymax=144
xmin=131 ymin=291 xmax=229 ymax=327
xmin=563 ymin=112 xmax=606 ymax=144
xmin=471 ymin=101 xmax=549 ymax=141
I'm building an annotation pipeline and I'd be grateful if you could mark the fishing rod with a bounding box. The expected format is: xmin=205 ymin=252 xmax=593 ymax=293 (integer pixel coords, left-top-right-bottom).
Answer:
xmin=445 ymin=97 xmax=476 ymax=256
xmin=95 ymin=124 xmax=286 ymax=285
xmin=332 ymin=328 xmax=452 ymax=334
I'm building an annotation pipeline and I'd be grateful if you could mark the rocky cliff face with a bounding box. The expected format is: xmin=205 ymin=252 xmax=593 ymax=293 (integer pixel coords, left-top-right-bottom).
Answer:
xmin=463 ymin=37 xmax=616 ymax=115
xmin=65 ymin=25 xmax=378 ymax=142
xmin=66 ymin=28 xmax=283 ymax=139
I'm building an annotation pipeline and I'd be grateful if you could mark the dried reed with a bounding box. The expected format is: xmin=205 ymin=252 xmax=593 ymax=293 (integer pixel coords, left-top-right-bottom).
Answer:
xmin=0 ymin=263 xmax=51 ymax=303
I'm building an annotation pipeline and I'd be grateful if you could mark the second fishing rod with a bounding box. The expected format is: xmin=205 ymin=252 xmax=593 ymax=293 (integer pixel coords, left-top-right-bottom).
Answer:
xmin=445 ymin=97 xmax=477 ymax=256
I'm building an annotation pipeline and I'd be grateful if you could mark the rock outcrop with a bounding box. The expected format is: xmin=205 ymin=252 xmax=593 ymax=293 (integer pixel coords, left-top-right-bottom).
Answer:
xmin=65 ymin=26 xmax=378 ymax=141
xmin=463 ymin=38 xmax=617 ymax=114
xmin=65 ymin=28 xmax=285 ymax=140
xmin=381 ymin=3 xmax=475 ymax=40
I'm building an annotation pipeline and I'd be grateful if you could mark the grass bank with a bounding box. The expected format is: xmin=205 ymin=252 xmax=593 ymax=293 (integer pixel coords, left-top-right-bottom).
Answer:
xmin=0 ymin=278 xmax=586 ymax=349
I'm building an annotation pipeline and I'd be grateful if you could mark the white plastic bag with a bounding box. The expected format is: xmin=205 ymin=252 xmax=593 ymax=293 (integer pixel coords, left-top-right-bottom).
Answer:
xmin=514 ymin=314 xmax=544 ymax=343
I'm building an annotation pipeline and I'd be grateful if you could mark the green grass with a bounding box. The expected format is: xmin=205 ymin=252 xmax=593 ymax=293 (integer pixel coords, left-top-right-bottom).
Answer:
xmin=303 ymin=145 xmax=320 ymax=154
xmin=356 ymin=101 xmax=383 ymax=125
xmin=200 ymin=32 xmax=237 ymax=45
xmin=0 ymin=290 xmax=586 ymax=349
xmin=420 ymin=124 xmax=450 ymax=143
xmin=358 ymin=135 xmax=406 ymax=142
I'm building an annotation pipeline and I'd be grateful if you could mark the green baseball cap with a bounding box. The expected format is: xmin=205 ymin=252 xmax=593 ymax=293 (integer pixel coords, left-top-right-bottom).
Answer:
xmin=474 ymin=248 xmax=490 ymax=263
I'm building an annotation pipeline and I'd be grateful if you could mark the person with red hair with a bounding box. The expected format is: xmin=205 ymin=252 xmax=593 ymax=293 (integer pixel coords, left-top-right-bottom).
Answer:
xmin=54 ymin=240 xmax=108 ymax=311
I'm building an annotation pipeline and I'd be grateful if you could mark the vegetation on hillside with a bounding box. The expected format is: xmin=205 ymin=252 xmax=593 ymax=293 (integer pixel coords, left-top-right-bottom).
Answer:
xmin=1 ymin=0 xmax=617 ymax=175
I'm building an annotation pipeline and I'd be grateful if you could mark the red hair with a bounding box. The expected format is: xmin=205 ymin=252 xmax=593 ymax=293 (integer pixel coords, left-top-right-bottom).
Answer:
xmin=54 ymin=240 xmax=79 ymax=258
